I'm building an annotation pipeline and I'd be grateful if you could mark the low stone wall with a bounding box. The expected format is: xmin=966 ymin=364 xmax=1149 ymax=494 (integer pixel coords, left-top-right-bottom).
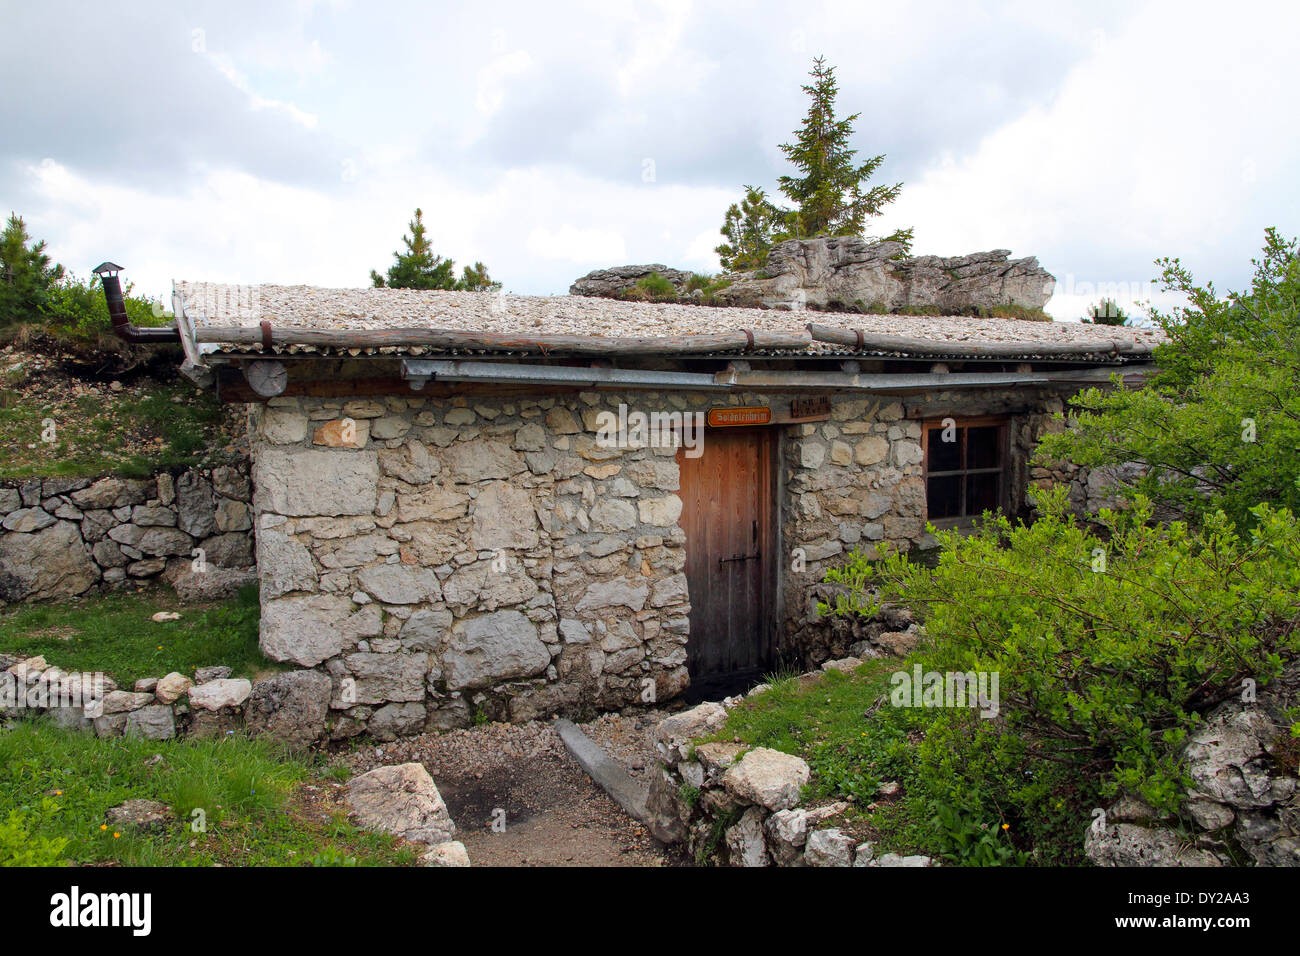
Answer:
xmin=0 ymin=464 xmax=255 ymax=602
xmin=644 ymin=682 xmax=934 ymax=867
xmin=0 ymin=653 xmax=331 ymax=751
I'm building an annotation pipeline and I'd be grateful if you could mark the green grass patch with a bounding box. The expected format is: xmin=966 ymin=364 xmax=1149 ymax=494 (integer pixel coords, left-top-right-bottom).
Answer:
xmin=0 ymin=378 xmax=230 ymax=480
xmin=0 ymin=719 xmax=417 ymax=866
xmin=0 ymin=585 xmax=276 ymax=686
xmin=703 ymin=658 xmax=1094 ymax=865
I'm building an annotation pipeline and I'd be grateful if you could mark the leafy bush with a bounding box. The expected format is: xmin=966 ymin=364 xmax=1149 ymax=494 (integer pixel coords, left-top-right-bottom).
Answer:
xmin=0 ymin=801 xmax=70 ymax=866
xmin=865 ymin=488 xmax=1300 ymax=811
xmin=42 ymin=272 xmax=171 ymax=341
xmin=1038 ymin=229 xmax=1300 ymax=532
xmin=933 ymin=801 xmax=1029 ymax=866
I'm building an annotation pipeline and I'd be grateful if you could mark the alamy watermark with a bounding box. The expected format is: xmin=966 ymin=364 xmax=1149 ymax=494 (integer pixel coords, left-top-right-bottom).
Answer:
xmin=595 ymin=403 xmax=706 ymax=458
xmin=889 ymin=664 xmax=1000 ymax=718
xmin=0 ymin=667 xmax=106 ymax=715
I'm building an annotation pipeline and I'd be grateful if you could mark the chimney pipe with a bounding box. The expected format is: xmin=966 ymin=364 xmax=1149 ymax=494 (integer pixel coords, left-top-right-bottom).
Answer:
xmin=92 ymin=262 xmax=181 ymax=343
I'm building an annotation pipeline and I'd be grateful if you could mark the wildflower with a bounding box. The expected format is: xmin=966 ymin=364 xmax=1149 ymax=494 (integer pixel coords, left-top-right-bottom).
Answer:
xmin=1001 ymin=823 xmax=1010 ymax=831
xmin=99 ymin=824 xmax=107 ymax=831
xmin=113 ymin=832 xmax=121 ymax=839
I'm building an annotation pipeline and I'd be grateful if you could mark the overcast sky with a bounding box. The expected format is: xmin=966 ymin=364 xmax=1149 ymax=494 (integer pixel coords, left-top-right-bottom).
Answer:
xmin=3 ymin=0 xmax=1296 ymax=320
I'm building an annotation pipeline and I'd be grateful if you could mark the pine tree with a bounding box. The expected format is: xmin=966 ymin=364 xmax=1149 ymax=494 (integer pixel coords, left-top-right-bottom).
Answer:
xmin=0 ymin=213 xmax=64 ymax=327
xmin=777 ymin=57 xmax=911 ymax=248
xmin=456 ymin=261 xmax=499 ymax=292
xmin=715 ymin=57 xmax=912 ymax=271
xmin=370 ymin=208 xmax=458 ymax=290
xmin=715 ymin=186 xmax=788 ymax=272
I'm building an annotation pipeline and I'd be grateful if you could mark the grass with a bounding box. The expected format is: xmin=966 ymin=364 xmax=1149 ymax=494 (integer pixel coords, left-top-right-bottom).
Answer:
xmin=0 ymin=585 xmax=278 ymax=687
xmin=0 ymin=377 xmax=231 ymax=480
xmin=0 ymin=718 xmax=418 ymax=866
xmin=700 ymin=658 xmax=945 ymax=858
xmin=700 ymin=656 xmax=1095 ymax=865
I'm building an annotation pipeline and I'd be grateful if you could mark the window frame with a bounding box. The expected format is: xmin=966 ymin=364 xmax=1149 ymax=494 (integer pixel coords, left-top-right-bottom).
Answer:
xmin=920 ymin=414 xmax=1010 ymax=529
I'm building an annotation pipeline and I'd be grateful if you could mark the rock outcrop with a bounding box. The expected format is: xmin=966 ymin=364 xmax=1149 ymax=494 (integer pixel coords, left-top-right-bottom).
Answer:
xmin=569 ymin=264 xmax=693 ymax=298
xmin=1086 ymin=660 xmax=1300 ymax=867
xmin=714 ymin=238 xmax=1054 ymax=313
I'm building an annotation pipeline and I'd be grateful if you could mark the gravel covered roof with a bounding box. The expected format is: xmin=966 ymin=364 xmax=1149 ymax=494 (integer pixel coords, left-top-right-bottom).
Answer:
xmin=175 ymin=281 xmax=1164 ymax=356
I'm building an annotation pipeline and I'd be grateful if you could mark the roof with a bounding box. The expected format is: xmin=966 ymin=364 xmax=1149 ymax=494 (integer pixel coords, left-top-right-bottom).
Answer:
xmin=174 ymin=282 xmax=1164 ymax=362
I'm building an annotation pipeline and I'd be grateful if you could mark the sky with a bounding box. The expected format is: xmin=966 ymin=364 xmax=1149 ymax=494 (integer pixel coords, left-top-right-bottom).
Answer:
xmin=2 ymin=0 xmax=1296 ymax=321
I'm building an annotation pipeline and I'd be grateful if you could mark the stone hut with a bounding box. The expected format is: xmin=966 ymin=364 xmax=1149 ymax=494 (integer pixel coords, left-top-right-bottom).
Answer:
xmin=168 ymin=281 xmax=1160 ymax=737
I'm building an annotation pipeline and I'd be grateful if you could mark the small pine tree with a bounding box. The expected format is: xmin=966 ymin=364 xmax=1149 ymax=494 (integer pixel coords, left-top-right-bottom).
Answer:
xmin=456 ymin=261 xmax=499 ymax=292
xmin=715 ymin=186 xmax=788 ymax=272
xmin=1084 ymin=298 xmax=1128 ymax=326
xmin=0 ymin=213 xmax=64 ymax=327
xmin=777 ymin=57 xmax=911 ymax=248
xmin=370 ymin=208 xmax=458 ymax=290
xmin=716 ymin=57 xmax=912 ymax=272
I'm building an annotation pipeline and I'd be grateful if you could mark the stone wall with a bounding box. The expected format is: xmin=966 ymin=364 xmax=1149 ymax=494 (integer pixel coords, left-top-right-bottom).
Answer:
xmin=249 ymin=391 xmax=698 ymax=739
xmin=248 ymin=384 xmax=1077 ymax=736
xmin=1 ymin=653 xmax=331 ymax=751
xmin=0 ymin=465 xmax=255 ymax=602
xmin=779 ymin=387 xmax=1072 ymax=669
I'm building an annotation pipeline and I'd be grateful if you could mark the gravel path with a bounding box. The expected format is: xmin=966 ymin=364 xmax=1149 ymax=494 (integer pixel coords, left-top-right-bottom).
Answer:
xmin=338 ymin=710 xmax=684 ymax=867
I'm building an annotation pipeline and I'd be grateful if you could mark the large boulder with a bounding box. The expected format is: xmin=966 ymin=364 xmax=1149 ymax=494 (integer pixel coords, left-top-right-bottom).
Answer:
xmin=713 ymin=237 xmax=1054 ymax=313
xmin=245 ymin=670 xmax=332 ymax=750
xmin=0 ymin=520 xmax=100 ymax=600
xmin=345 ymin=763 xmax=456 ymax=844
xmin=569 ymin=264 xmax=693 ymax=298
xmin=1085 ymin=822 xmax=1226 ymax=867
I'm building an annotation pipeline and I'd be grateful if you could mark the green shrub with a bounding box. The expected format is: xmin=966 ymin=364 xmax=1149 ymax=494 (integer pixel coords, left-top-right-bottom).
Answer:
xmin=0 ymin=801 xmax=70 ymax=866
xmin=864 ymin=488 xmax=1300 ymax=812
xmin=1039 ymin=230 xmax=1300 ymax=532
xmin=42 ymin=272 xmax=171 ymax=340
xmin=623 ymin=271 xmax=679 ymax=302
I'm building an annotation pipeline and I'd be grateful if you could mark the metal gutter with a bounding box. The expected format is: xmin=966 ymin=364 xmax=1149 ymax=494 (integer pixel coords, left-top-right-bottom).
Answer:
xmin=402 ymin=358 xmax=1158 ymax=393
xmin=402 ymin=359 xmax=728 ymax=391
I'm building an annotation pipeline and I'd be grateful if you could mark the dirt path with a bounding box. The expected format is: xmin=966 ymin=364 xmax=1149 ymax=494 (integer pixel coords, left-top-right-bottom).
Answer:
xmin=342 ymin=712 xmax=684 ymax=867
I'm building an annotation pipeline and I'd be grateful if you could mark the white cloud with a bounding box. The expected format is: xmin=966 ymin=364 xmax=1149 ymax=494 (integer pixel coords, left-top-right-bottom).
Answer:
xmin=886 ymin=0 xmax=1300 ymax=318
xmin=204 ymin=52 xmax=320 ymax=129
xmin=526 ymin=225 xmax=627 ymax=264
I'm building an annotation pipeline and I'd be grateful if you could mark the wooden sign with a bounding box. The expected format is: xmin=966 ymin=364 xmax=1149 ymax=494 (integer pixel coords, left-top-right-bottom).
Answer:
xmin=707 ymin=406 xmax=772 ymax=427
xmin=791 ymin=395 xmax=832 ymax=420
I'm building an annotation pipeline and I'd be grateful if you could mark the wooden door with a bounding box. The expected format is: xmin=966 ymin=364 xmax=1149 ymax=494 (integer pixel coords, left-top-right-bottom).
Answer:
xmin=676 ymin=428 xmax=775 ymax=699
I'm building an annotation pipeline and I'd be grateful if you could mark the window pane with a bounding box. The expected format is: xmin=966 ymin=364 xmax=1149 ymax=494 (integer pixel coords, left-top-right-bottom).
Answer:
xmin=927 ymin=475 xmax=962 ymax=519
xmin=966 ymin=473 xmax=1000 ymax=516
xmin=927 ymin=426 xmax=962 ymax=471
xmin=967 ymin=426 xmax=1001 ymax=469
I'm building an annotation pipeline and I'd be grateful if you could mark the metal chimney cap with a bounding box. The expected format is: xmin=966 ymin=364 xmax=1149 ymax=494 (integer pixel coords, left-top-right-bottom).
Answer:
xmin=92 ymin=261 xmax=124 ymax=275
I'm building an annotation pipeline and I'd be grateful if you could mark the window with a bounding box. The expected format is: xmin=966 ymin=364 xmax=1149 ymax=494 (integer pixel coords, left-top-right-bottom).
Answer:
xmin=922 ymin=417 xmax=1007 ymax=526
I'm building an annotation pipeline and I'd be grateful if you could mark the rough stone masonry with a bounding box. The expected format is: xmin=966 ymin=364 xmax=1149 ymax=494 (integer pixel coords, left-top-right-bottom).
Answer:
xmin=248 ymin=381 xmax=1084 ymax=738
